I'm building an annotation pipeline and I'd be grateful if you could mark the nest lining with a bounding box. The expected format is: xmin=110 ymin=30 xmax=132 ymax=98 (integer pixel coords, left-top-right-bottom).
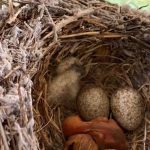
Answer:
xmin=0 ymin=0 xmax=150 ymax=150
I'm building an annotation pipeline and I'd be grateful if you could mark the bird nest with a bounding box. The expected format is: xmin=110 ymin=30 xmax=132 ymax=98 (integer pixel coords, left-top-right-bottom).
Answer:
xmin=0 ymin=0 xmax=150 ymax=150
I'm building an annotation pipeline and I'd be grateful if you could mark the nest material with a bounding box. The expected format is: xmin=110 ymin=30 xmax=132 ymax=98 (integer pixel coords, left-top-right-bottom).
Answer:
xmin=0 ymin=0 xmax=150 ymax=150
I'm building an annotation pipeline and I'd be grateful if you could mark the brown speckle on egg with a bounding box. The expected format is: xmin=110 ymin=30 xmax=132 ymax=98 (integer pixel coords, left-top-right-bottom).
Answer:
xmin=111 ymin=87 xmax=144 ymax=131
xmin=77 ymin=85 xmax=109 ymax=121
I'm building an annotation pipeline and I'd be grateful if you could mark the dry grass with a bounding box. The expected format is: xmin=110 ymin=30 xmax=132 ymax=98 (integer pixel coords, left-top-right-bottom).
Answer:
xmin=0 ymin=0 xmax=150 ymax=150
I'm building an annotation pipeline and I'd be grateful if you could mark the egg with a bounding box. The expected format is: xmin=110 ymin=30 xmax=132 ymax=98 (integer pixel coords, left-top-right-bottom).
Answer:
xmin=47 ymin=57 xmax=84 ymax=110
xmin=111 ymin=87 xmax=144 ymax=131
xmin=77 ymin=85 xmax=109 ymax=121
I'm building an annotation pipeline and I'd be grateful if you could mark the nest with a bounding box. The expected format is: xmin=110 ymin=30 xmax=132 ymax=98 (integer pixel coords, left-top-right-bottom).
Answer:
xmin=0 ymin=0 xmax=150 ymax=149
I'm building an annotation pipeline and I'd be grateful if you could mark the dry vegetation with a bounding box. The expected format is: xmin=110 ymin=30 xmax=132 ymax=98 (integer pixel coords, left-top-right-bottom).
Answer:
xmin=0 ymin=0 xmax=150 ymax=150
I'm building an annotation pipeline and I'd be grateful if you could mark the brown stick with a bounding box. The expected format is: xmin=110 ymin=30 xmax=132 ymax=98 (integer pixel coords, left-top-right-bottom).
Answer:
xmin=42 ymin=8 xmax=95 ymax=40
xmin=0 ymin=120 xmax=9 ymax=150
xmin=60 ymin=32 xmax=125 ymax=39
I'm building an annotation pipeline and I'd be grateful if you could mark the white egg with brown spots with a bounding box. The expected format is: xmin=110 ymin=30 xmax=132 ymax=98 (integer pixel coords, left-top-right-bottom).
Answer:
xmin=111 ymin=87 xmax=144 ymax=131
xmin=77 ymin=85 xmax=109 ymax=121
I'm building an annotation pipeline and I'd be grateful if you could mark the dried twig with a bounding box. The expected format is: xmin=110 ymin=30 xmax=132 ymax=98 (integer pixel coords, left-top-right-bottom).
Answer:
xmin=43 ymin=8 xmax=95 ymax=40
xmin=8 ymin=0 xmax=14 ymax=17
xmin=129 ymin=36 xmax=150 ymax=50
xmin=60 ymin=32 xmax=125 ymax=39
xmin=44 ymin=5 xmax=58 ymax=42
xmin=0 ymin=120 xmax=9 ymax=150
xmin=7 ymin=5 xmax=27 ymax=24
xmin=4 ymin=66 xmax=21 ymax=79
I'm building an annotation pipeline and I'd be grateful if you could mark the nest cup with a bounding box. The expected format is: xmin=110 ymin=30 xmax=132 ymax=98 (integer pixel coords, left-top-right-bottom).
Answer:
xmin=0 ymin=0 xmax=150 ymax=150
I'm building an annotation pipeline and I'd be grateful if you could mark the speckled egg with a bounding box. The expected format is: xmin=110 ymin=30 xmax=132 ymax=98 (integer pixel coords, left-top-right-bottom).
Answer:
xmin=111 ymin=87 xmax=144 ymax=131
xmin=77 ymin=85 xmax=109 ymax=121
